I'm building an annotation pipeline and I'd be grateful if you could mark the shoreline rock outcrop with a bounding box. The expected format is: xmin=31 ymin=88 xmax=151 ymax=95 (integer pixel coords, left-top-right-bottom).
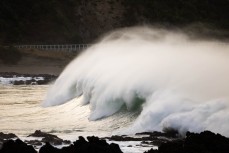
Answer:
xmin=145 ymin=131 xmax=229 ymax=153
xmin=40 ymin=136 xmax=123 ymax=153
xmin=0 ymin=139 xmax=36 ymax=153
xmin=0 ymin=72 xmax=57 ymax=85
xmin=27 ymin=130 xmax=71 ymax=146
xmin=1 ymin=130 xmax=229 ymax=153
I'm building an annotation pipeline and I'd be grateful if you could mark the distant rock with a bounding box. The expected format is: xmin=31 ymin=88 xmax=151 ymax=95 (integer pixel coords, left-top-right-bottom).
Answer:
xmin=136 ymin=130 xmax=179 ymax=138
xmin=0 ymin=72 xmax=57 ymax=85
xmin=13 ymin=80 xmax=25 ymax=85
xmin=106 ymin=135 xmax=143 ymax=141
xmin=24 ymin=140 xmax=43 ymax=146
xmin=0 ymin=132 xmax=17 ymax=139
xmin=136 ymin=130 xmax=181 ymax=146
xmin=28 ymin=130 xmax=57 ymax=138
xmin=107 ymin=131 xmax=180 ymax=147
xmin=27 ymin=130 xmax=70 ymax=146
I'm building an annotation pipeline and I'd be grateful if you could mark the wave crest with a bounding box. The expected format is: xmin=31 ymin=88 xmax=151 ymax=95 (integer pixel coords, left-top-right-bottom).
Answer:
xmin=43 ymin=27 xmax=229 ymax=136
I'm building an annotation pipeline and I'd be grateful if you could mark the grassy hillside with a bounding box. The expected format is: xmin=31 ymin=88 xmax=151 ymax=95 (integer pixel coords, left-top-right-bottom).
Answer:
xmin=0 ymin=0 xmax=228 ymax=45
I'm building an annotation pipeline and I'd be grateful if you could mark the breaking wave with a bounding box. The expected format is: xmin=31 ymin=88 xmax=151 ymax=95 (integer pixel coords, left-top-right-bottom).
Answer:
xmin=43 ymin=27 xmax=229 ymax=136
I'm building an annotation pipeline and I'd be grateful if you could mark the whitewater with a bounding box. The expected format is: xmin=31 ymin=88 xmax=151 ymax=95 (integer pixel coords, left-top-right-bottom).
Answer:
xmin=43 ymin=27 xmax=229 ymax=137
xmin=0 ymin=85 xmax=136 ymax=137
xmin=1 ymin=85 xmax=151 ymax=153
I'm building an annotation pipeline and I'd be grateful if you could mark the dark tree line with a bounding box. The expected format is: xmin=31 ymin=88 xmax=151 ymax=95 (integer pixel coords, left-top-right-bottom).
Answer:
xmin=0 ymin=0 xmax=228 ymax=44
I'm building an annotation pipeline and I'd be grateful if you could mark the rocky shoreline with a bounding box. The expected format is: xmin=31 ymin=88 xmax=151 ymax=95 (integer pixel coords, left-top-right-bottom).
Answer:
xmin=0 ymin=130 xmax=229 ymax=153
xmin=0 ymin=72 xmax=57 ymax=85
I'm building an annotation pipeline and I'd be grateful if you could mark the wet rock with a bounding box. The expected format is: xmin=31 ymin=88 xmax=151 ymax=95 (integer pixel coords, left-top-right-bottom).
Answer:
xmin=158 ymin=140 xmax=184 ymax=153
xmin=39 ymin=142 xmax=60 ymax=153
xmin=145 ymin=131 xmax=229 ymax=153
xmin=0 ymin=132 xmax=17 ymax=139
xmin=0 ymin=72 xmax=57 ymax=85
xmin=39 ymin=136 xmax=123 ymax=153
xmin=136 ymin=130 xmax=179 ymax=138
xmin=136 ymin=130 xmax=182 ymax=146
xmin=144 ymin=148 xmax=159 ymax=153
xmin=25 ymin=140 xmax=43 ymax=146
xmin=0 ymin=140 xmax=3 ymax=150
xmin=107 ymin=133 xmax=177 ymax=147
xmin=28 ymin=130 xmax=70 ymax=145
xmin=149 ymin=139 xmax=169 ymax=147
xmin=106 ymin=135 xmax=143 ymax=141
xmin=73 ymin=136 xmax=123 ymax=153
xmin=13 ymin=80 xmax=25 ymax=85
xmin=0 ymin=139 xmax=36 ymax=153
xmin=73 ymin=136 xmax=87 ymax=147
xmin=0 ymin=132 xmax=18 ymax=150
xmin=183 ymin=131 xmax=229 ymax=153
xmin=28 ymin=130 xmax=57 ymax=138
xmin=25 ymin=79 xmax=37 ymax=85
xmin=109 ymin=143 xmax=123 ymax=153
xmin=41 ymin=137 xmax=67 ymax=146
xmin=36 ymin=80 xmax=49 ymax=85
xmin=0 ymin=72 xmax=19 ymax=78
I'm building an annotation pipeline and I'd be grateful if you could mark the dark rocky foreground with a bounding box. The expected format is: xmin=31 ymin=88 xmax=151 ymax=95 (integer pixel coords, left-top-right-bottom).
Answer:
xmin=144 ymin=131 xmax=229 ymax=153
xmin=0 ymin=72 xmax=57 ymax=85
xmin=0 ymin=130 xmax=122 ymax=153
xmin=1 ymin=130 xmax=229 ymax=153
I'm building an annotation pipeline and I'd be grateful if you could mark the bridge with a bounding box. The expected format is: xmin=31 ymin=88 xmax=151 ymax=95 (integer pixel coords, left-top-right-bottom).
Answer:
xmin=14 ymin=44 xmax=91 ymax=52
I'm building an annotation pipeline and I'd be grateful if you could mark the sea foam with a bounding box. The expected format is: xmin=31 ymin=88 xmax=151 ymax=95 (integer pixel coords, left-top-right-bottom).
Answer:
xmin=43 ymin=27 xmax=229 ymax=136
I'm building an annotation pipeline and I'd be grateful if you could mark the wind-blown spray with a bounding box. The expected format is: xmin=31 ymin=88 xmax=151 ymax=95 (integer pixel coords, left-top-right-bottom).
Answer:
xmin=43 ymin=27 xmax=229 ymax=136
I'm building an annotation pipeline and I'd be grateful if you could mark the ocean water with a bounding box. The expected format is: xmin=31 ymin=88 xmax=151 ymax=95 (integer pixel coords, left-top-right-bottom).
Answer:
xmin=0 ymin=85 xmax=137 ymax=139
xmin=0 ymin=85 xmax=153 ymax=153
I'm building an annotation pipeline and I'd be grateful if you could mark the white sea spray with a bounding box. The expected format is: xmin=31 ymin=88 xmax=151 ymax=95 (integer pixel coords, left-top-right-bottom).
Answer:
xmin=43 ymin=27 xmax=229 ymax=136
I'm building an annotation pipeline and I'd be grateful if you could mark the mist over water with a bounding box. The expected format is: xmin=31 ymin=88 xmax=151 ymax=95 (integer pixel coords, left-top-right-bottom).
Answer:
xmin=43 ymin=27 xmax=229 ymax=136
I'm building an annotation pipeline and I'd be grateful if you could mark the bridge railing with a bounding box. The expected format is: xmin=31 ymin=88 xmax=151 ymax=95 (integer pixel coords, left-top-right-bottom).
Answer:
xmin=14 ymin=44 xmax=91 ymax=52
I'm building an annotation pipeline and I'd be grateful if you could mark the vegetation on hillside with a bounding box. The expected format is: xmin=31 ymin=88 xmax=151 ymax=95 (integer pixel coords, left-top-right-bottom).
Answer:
xmin=0 ymin=0 xmax=79 ymax=44
xmin=0 ymin=0 xmax=228 ymax=44
xmin=0 ymin=46 xmax=22 ymax=64
xmin=122 ymin=0 xmax=229 ymax=27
